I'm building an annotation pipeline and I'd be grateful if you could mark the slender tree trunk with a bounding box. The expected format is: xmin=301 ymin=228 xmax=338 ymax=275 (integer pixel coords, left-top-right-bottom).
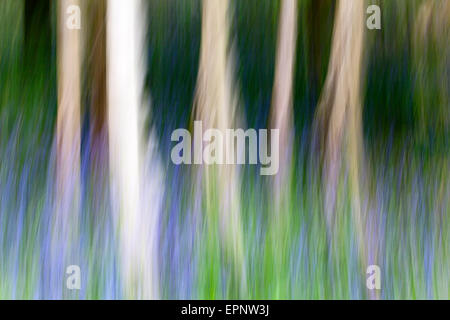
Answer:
xmin=193 ymin=0 xmax=246 ymax=296
xmin=267 ymin=0 xmax=298 ymax=298
xmin=269 ymin=0 xmax=297 ymax=192
xmin=53 ymin=0 xmax=81 ymax=298
xmin=312 ymin=0 xmax=367 ymax=281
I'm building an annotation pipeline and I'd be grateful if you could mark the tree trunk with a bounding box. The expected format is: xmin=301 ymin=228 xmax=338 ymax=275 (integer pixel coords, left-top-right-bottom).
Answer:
xmin=107 ymin=0 xmax=161 ymax=299
xmin=267 ymin=0 xmax=298 ymax=298
xmin=53 ymin=0 xmax=81 ymax=298
xmin=269 ymin=0 xmax=297 ymax=192
xmin=312 ymin=0 xmax=367 ymax=274
xmin=193 ymin=0 xmax=246 ymax=296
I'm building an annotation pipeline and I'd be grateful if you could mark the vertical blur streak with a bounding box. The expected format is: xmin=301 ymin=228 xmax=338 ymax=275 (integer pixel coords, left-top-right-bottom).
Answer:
xmin=193 ymin=0 xmax=246 ymax=296
xmin=107 ymin=0 xmax=160 ymax=299
xmin=268 ymin=0 xmax=297 ymax=298
xmin=313 ymin=0 xmax=367 ymax=280
xmin=86 ymin=0 xmax=108 ymax=145
xmin=270 ymin=0 xmax=297 ymax=192
xmin=53 ymin=0 xmax=81 ymax=298
xmin=24 ymin=0 xmax=50 ymax=69
xmin=412 ymin=0 xmax=449 ymax=299
xmin=269 ymin=0 xmax=296 ymax=217
xmin=84 ymin=0 xmax=109 ymax=223
xmin=413 ymin=0 xmax=450 ymax=141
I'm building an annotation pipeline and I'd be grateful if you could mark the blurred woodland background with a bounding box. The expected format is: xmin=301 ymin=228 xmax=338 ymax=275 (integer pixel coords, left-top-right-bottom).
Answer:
xmin=0 ymin=0 xmax=448 ymax=299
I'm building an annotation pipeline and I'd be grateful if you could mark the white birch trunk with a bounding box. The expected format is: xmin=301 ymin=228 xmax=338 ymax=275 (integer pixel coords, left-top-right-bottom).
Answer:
xmin=107 ymin=0 xmax=162 ymax=299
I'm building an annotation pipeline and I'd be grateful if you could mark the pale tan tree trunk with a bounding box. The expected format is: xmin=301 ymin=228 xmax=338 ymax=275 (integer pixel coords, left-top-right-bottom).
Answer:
xmin=193 ymin=0 xmax=246 ymax=296
xmin=312 ymin=0 xmax=368 ymax=290
xmin=269 ymin=0 xmax=297 ymax=194
xmin=52 ymin=0 xmax=82 ymax=298
xmin=56 ymin=0 xmax=81 ymax=219
xmin=267 ymin=0 xmax=297 ymax=298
